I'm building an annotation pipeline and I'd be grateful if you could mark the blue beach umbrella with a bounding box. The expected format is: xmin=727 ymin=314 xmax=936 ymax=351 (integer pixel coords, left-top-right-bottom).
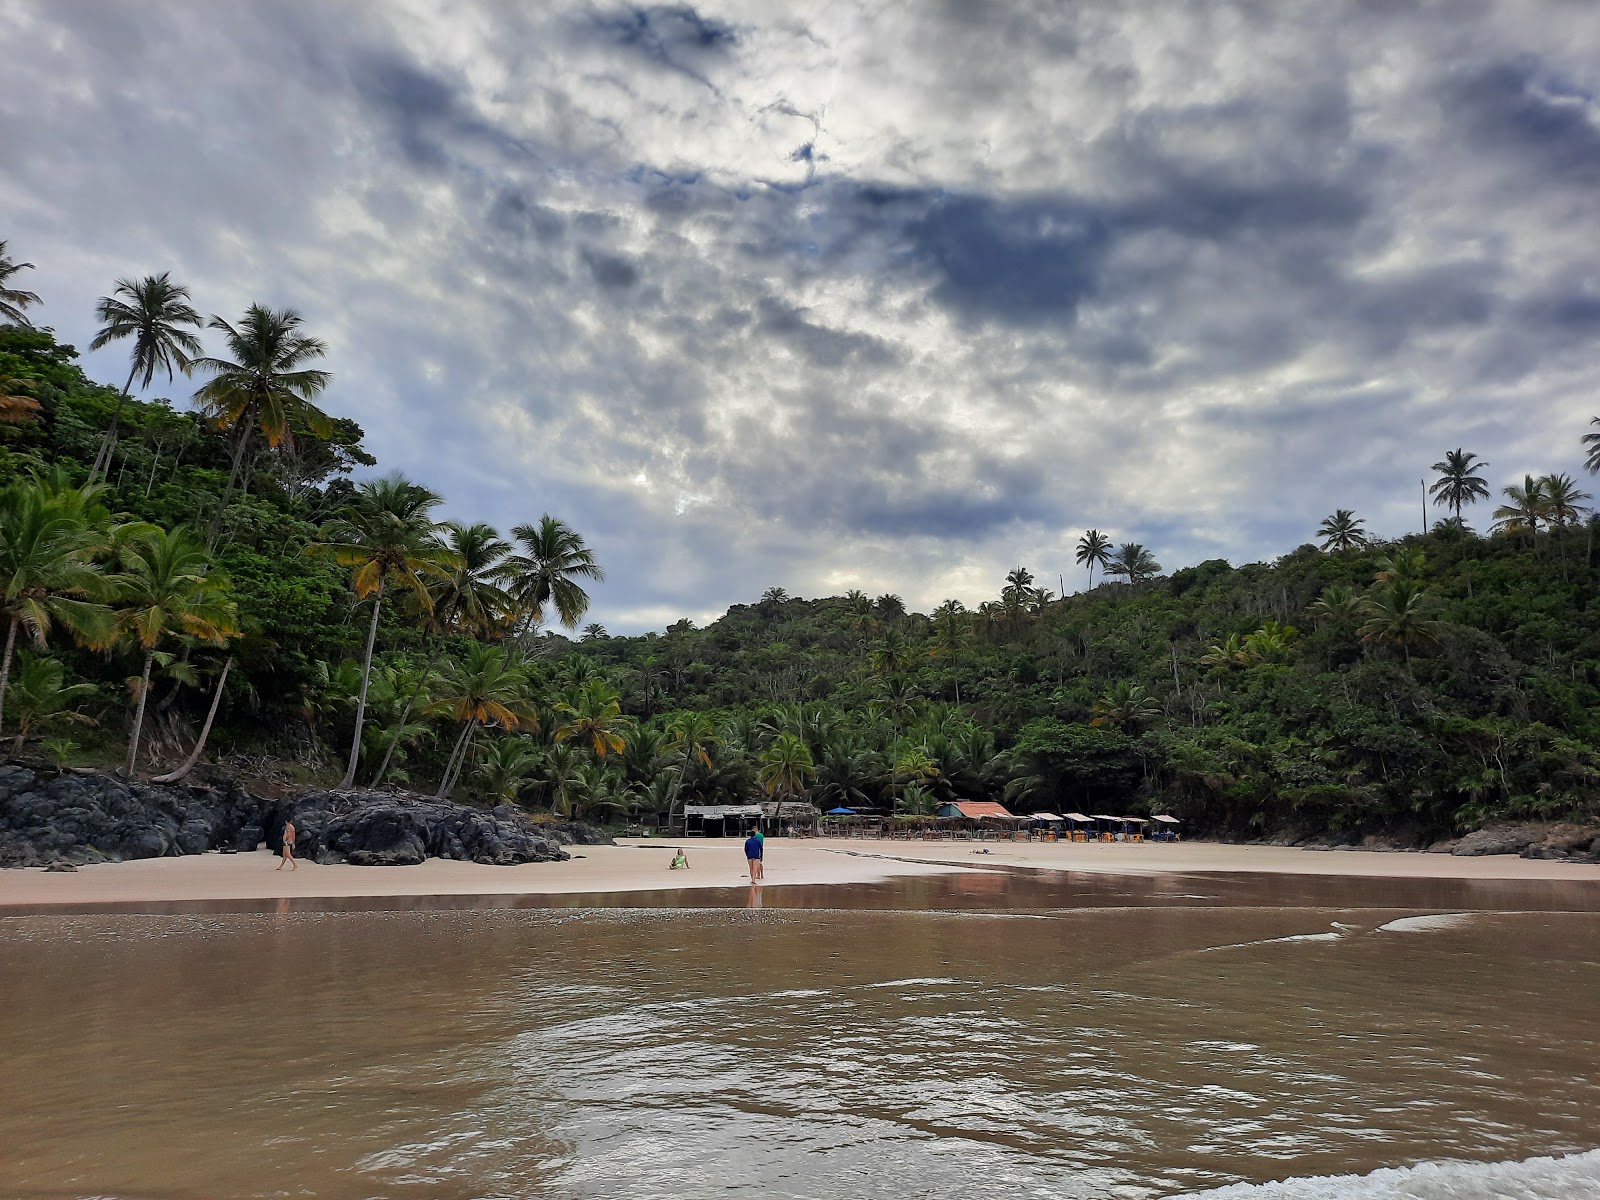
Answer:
xmin=825 ymin=807 xmax=857 ymax=815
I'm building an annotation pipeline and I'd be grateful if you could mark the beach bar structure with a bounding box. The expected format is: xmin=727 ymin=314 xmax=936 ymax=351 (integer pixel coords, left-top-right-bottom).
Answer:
xmin=682 ymin=804 xmax=763 ymax=838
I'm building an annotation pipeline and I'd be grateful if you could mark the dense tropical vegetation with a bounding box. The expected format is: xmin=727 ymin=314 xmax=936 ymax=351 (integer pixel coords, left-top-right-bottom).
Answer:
xmin=3 ymin=238 xmax=1599 ymax=840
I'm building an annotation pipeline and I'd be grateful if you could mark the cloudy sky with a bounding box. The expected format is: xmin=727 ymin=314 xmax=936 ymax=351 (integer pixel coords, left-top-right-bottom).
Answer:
xmin=4 ymin=1 xmax=1599 ymax=631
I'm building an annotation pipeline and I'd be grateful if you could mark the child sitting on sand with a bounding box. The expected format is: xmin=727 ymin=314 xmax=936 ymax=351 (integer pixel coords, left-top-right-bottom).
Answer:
xmin=669 ymin=848 xmax=690 ymax=870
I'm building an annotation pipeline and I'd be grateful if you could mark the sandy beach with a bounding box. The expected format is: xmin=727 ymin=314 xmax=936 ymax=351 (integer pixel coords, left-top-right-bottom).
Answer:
xmin=0 ymin=835 xmax=1595 ymax=908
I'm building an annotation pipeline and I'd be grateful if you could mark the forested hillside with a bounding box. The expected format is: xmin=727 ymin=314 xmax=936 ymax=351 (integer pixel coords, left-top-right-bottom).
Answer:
xmin=3 ymin=240 xmax=1599 ymax=841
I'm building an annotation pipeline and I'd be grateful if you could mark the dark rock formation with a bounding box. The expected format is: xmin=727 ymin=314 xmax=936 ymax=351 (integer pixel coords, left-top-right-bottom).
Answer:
xmin=0 ymin=765 xmax=258 ymax=868
xmin=1 ymin=767 xmax=610 ymax=868
xmin=266 ymin=791 xmax=572 ymax=867
xmin=1450 ymin=821 xmax=1600 ymax=862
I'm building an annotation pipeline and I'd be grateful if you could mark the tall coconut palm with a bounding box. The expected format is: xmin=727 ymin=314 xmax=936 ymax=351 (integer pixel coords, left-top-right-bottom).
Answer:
xmin=109 ymin=527 xmax=236 ymax=777
xmin=1428 ymin=449 xmax=1490 ymax=525
xmin=0 ymin=240 xmax=42 ymax=327
xmin=1491 ymin=474 xmax=1549 ymax=542
xmin=497 ymin=515 xmax=604 ymax=634
xmin=1107 ymin=542 xmax=1161 ymax=584
xmin=665 ymin=710 xmax=719 ymax=825
xmin=189 ymin=304 xmax=333 ymax=517
xmin=1075 ymin=529 xmax=1112 ymax=590
xmin=428 ymin=643 xmax=531 ymax=798
xmin=367 ymin=521 xmax=511 ymax=788
xmin=1317 ymin=510 xmax=1369 ymax=552
xmin=1541 ymin=473 xmax=1591 ymax=528
xmin=150 ymin=652 xmax=233 ymax=783
xmin=0 ymin=483 xmax=117 ymax=739
xmin=312 ymin=475 xmax=454 ymax=788
xmin=87 ymin=273 xmax=204 ymax=483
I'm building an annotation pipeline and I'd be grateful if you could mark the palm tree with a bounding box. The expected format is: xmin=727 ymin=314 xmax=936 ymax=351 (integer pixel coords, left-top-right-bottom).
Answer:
xmin=1317 ymin=510 xmax=1368 ymax=552
xmin=497 ymin=515 xmax=604 ymax=634
xmin=2 ymin=654 xmax=96 ymax=762
xmin=86 ymin=273 xmax=204 ymax=483
xmin=189 ymin=304 xmax=333 ymax=517
xmin=665 ymin=710 xmax=719 ymax=826
xmin=427 ymin=643 xmax=532 ymax=798
xmin=1107 ymin=542 xmax=1161 ymax=584
xmin=1491 ymin=474 xmax=1549 ymax=543
xmin=312 ymin=475 xmax=454 ymax=788
xmin=1583 ymin=417 xmax=1600 ymax=476
xmin=1429 ymin=449 xmax=1490 ymax=525
xmin=1090 ymin=681 xmax=1160 ymax=733
xmin=0 ymin=482 xmax=117 ymax=740
xmin=1307 ymin=584 xmax=1364 ymax=628
xmin=1075 ymin=529 xmax=1112 ymax=590
xmin=109 ymin=527 xmax=236 ymax=777
xmin=473 ymin=736 xmax=543 ymax=804
xmin=429 ymin=522 xmax=510 ymax=638
xmin=150 ymin=652 xmax=234 ymax=783
xmin=553 ymin=678 xmax=630 ymax=758
xmin=758 ymin=732 xmax=815 ymax=803
xmin=0 ymin=241 xmax=42 ymax=326
xmin=867 ymin=627 xmax=915 ymax=676
xmin=875 ymin=593 xmax=906 ymax=623
xmin=1359 ymin=578 xmax=1441 ymax=667
xmin=1541 ymin=473 xmax=1591 ymax=528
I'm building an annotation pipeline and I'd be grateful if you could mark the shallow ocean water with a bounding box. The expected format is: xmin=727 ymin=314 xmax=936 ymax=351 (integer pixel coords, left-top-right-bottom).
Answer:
xmin=1 ymin=868 xmax=1598 ymax=1199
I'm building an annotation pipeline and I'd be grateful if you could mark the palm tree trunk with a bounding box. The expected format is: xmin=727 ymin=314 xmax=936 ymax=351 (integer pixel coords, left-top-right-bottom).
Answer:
xmin=445 ymin=721 xmax=479 ymax=796
xmin=125 ymin=649 xmax=156 ymax=778
xmin=152 ymin=656 xmax=232 ymax=784
xmin=0 ymin=614 xmax=18 ymax=739
xmin=369 ymin=645 xmax=441 ymax=787
xmin=436 ymin=718 xmax=476 ymax=799
xmin=341 ymin=579 xmax=385 ymax=789
xmin=208 ymin=415 xmax=257 ymax=544
xmin=90 ymin=363 xmax=140 ymax=484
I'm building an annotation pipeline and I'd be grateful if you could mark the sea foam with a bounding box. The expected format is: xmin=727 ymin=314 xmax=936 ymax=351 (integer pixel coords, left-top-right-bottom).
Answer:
xmin=1169 ymin=1148 xmax=1600 ymax=1199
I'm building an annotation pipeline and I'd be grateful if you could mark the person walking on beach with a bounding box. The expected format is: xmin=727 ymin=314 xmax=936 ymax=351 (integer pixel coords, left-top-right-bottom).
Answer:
xmin=744 ymin=828 xmax=764 ymax=881
xmin=276 ymin=819 xmax=298 ymax=871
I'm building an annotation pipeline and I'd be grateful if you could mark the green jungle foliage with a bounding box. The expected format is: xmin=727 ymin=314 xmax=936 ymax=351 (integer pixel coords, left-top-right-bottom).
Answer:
xmin=4 ymin=244 xmax=1600 ymax=838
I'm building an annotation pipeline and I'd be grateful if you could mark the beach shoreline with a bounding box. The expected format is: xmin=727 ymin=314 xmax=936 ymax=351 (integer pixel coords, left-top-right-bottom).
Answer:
xmin=0 ymin=836 xmax=1596 ymax=910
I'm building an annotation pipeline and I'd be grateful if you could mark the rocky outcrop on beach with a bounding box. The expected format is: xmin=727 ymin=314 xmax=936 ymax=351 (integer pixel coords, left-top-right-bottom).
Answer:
xmin=1432 ymin=821 xmax=1600 ymax=862
xmin=0 ymin=765 xmax=611 ymax=868
xmin=263 ymin=791 xmax=573 ymax=867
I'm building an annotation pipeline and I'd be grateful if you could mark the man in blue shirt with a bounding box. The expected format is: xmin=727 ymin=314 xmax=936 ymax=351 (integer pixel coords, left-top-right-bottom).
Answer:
xmin=743 ymin=829 xmax=764 ymax=881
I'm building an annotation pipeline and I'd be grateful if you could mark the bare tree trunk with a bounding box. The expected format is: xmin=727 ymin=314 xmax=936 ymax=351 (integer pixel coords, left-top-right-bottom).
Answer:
xmin=341 ymin=579 xmax=385 ymax=789
xmin=90 ymin=363 xmax=140 ymax=484
xmin=0 ymin=615 xmax=18 ymax=739
xmin=152 ymin=656 xmax=233 ymax=783
xmin=369 ymin=645 xmax=441 ymax=787
xmin=144 ymin=452 xmax=162 ymax=498
xmin=124 ymin=649 xmax=156 ymax=778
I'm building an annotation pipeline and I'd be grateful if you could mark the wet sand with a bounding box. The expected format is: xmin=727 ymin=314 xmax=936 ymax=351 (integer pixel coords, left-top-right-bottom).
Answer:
xmin=0 ymin=835 xmax=1595 ymax=908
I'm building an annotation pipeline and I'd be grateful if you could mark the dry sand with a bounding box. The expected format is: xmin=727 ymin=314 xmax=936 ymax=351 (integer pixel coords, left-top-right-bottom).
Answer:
xmin=0 ymin=835 xmax=1595 ymax=908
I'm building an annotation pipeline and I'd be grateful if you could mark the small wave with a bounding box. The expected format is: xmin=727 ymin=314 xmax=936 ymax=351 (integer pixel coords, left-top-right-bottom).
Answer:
xmin=1199 ymin=928 xmax=1345 ymax=953
xmin=1168 ymin=1148 xmax=1600 ymax=1199
xmin=1376 ymin=913 xmax=1474 ymax=934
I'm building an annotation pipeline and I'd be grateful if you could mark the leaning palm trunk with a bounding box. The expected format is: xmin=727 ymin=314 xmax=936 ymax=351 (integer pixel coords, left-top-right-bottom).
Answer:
xmin=436 ymin=718 xmax=477 ymax=799
xmin=341 ymin=579 xmax=385 ymax=789
xmin=89 ymin=363 xmax=140 ymax=484
xmin=124 ymin=649 xmax=156 ymax=778
xmin=0 ymin=614 xmax=18 ymax=741
xmin=152 ymin=656 xmax=232 ymax=784
xmin=368 ymin=647 xmax=441 ymax=788
xmin=444 ymin=722 xmax=479 ymax=797
xmin=207 ymin=416 xmax=257 ymax=544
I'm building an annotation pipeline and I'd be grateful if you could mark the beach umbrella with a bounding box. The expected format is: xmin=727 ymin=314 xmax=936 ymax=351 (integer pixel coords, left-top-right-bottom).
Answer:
xmin=825 ymin=807 xmax=857 ymax=815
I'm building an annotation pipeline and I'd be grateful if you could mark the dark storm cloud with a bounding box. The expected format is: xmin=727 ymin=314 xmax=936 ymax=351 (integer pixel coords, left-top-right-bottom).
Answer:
xmin=1450 ymin=60 xmax=1600 ymax=184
